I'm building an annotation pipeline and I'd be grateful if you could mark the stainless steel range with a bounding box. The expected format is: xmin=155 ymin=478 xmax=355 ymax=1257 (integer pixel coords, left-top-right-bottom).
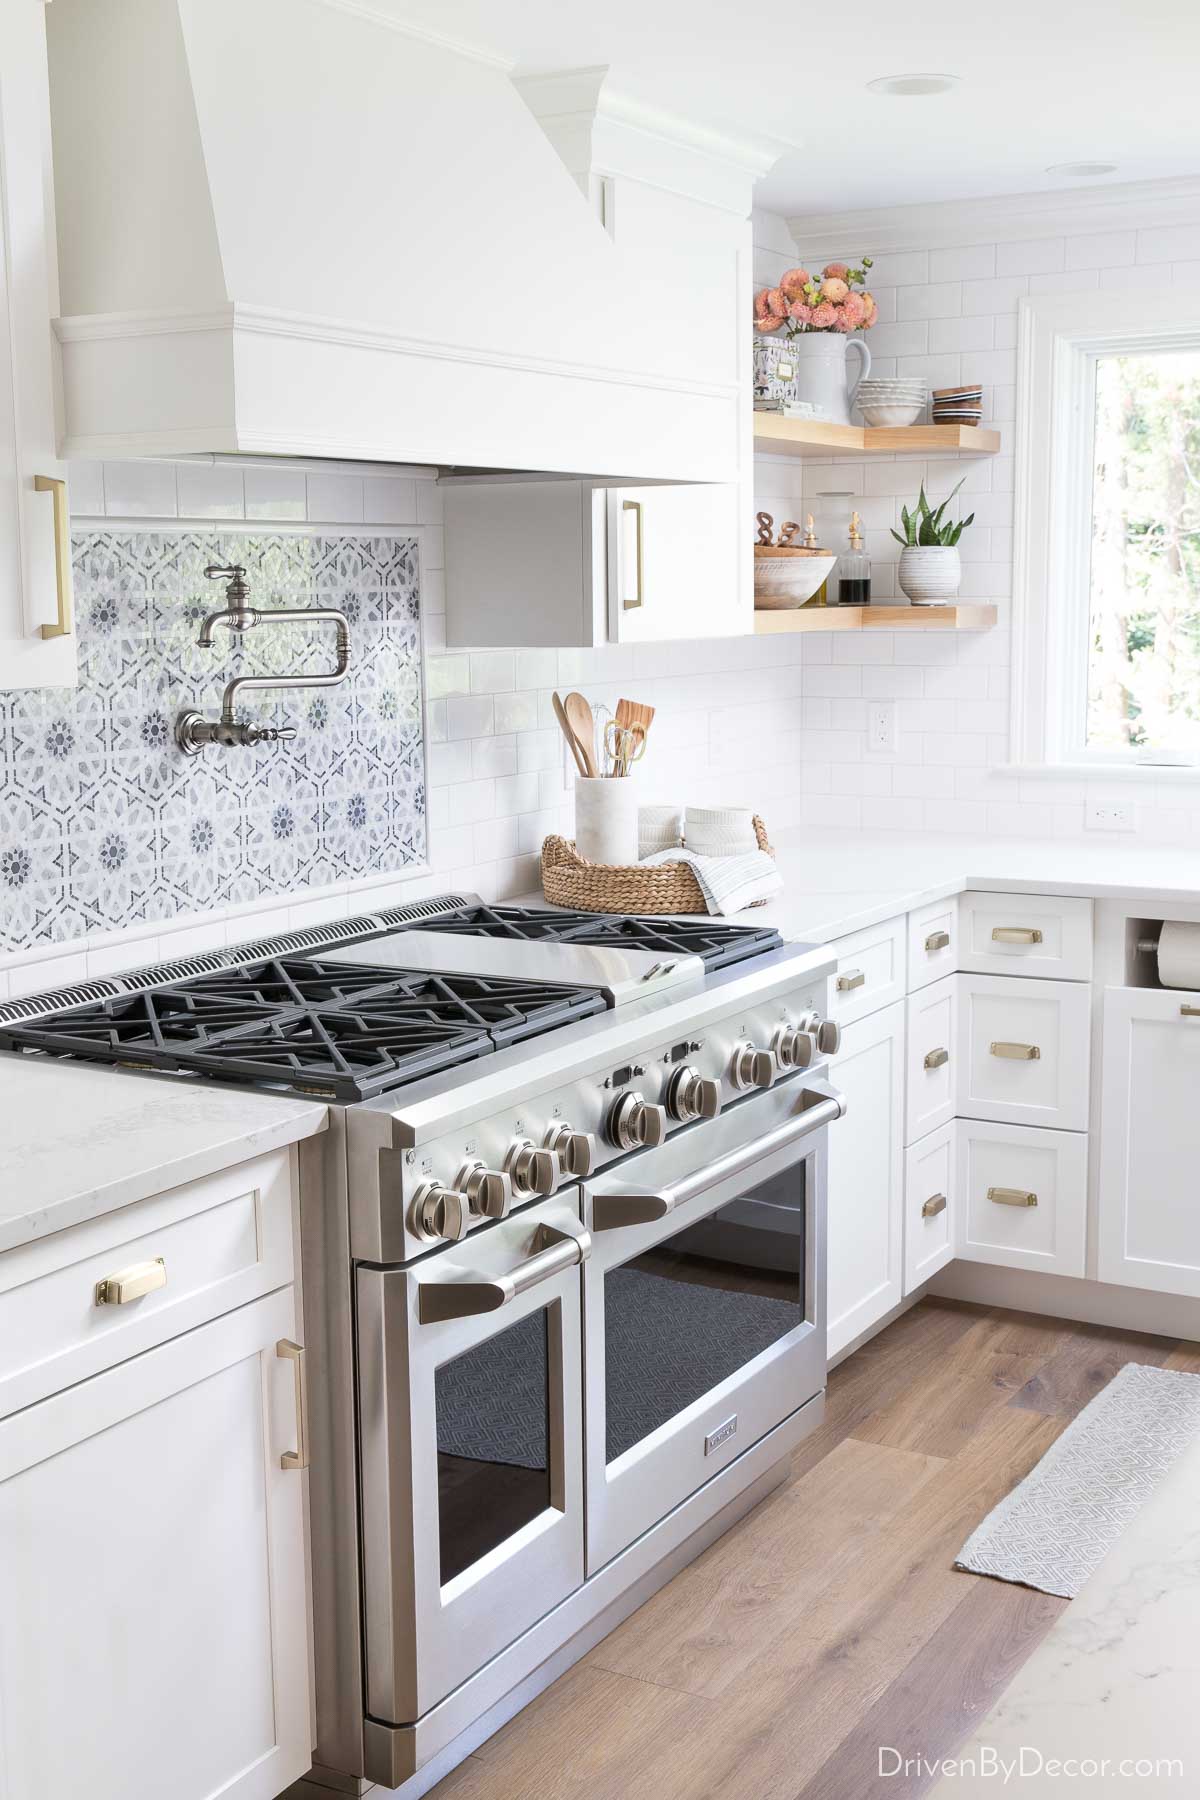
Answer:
xmin=0 ymin=895 xmax=844 ymax=1797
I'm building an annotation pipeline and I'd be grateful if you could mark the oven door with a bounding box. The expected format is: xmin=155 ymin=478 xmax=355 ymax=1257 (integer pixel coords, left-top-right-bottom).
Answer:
xmin=356 ymin=1195 xmax=588 ymax=1724
xmin=582 ymin=1077 xmax=842 ymax=1574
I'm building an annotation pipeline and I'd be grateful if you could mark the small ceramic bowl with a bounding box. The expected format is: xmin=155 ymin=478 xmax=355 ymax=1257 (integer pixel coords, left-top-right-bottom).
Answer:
xmin=860 ymin=402 xmax=924 ymax=427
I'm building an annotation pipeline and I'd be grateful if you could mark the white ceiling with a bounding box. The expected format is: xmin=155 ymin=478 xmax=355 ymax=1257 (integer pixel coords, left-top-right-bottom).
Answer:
xmin=375 ymin=0 xmax=1200 ymax=216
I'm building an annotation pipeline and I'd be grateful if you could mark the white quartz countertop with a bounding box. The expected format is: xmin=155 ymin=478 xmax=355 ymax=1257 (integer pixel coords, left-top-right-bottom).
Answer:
xmin=0 ymin=1059 xmax=326 ymax=1252
xmin=677 ymin=829 xmax=1200 ymax=945
xmin=931 ymin=1430 xmax=1200 ymax=1795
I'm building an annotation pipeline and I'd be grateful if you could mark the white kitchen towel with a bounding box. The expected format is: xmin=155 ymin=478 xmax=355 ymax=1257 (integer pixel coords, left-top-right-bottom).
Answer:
xmin=638 ymin=845 xmax=783 ymax=916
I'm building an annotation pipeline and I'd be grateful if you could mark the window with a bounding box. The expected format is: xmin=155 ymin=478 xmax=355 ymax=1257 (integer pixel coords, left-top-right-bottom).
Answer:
xmin=1012 ymin=292 xmax=1200 ymax=771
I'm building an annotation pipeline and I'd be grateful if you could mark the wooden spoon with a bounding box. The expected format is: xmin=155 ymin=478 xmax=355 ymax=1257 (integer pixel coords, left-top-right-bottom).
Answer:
xmin=552 ymin=691 xmax=590 ymax=778
xmin=563 ymin=691 xmax=599 ymax=778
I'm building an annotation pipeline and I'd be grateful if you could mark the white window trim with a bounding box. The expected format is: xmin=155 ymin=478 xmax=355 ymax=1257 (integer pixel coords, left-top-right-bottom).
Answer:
xmin=1011 ymin=287 xmax=1200 ymax=776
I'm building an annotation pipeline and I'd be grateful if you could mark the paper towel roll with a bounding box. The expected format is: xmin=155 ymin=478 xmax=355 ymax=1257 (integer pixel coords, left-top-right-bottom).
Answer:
xmin=1157 ymin=921 xmax=1200 ymax=989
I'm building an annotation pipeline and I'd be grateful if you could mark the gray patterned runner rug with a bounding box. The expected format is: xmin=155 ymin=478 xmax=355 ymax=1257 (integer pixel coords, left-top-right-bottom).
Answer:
xmin=955 ymin=1362 xmax=1200 ymax=1598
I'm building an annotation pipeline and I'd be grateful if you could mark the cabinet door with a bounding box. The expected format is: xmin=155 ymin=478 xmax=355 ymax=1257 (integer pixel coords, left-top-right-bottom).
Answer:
xmin=0 ymin=1288 xmax=311 ymax=1800
xmin=1099 ymin=987 xmax=1200 ymax=1296
xmin=0 ymin=0 xmax=74 ymax=688
xmin=826 ymin=1000 xmax=905 ymax=1358
xmin=607 ymin=482 xmax=748 ymax=641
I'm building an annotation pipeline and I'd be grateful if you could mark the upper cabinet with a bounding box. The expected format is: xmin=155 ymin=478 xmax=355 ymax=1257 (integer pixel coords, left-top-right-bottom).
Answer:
xmin=0 ymin=0 xmax=74 ymax=689
xmin=442 ymin=477 xmax=750 ymax=647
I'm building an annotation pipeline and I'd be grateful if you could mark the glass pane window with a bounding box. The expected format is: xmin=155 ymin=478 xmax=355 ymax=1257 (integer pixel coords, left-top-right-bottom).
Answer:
xmin=434 ymin=1309 xmax=551 ymax=1584
xmin=1087 ymin=350 xmax=1200 ymax=756
xmin=604 ymin=1165 xmax=806 ymax=1465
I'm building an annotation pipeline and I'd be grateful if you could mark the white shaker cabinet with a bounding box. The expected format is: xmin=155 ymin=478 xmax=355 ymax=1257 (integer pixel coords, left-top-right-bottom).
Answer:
xmin=442 ymin=476 xmax=749 ymax=647
xmin=0 ymin=1285 xmax=312 ymax=1800
xmin=826 ymin=1000 xmax=905 ymax=1358
xmin=0 ymin=0 xmax=75 ymax=689
xmin=1098 ymin=987 xmax=1200 ymax=1297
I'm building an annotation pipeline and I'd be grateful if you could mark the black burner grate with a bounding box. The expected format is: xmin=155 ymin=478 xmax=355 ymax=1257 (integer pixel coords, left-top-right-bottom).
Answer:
xmin=415 ymin=903 xmax=783 ymax=970
xmin=0 ymin=955 xmax=608 ymax=1103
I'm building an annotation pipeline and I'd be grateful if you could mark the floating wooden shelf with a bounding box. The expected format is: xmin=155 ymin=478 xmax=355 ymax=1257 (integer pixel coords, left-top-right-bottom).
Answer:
xmin=754 ymin=604 xmax=998 ymax=634
xmin=753 ymin=418 xmax=1001 ymax=458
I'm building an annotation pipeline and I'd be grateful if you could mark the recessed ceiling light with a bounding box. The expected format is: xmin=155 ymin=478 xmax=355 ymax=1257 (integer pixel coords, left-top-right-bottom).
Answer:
xmin=866 ymin=73 xmax=961 ymax=96
xmin=1045 ymin=161 xmax=1118 ymax=177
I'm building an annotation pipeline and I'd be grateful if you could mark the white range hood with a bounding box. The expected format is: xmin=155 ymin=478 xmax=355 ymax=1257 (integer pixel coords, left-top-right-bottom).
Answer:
xmin=46 ymin=0 xmax=769 ymax=481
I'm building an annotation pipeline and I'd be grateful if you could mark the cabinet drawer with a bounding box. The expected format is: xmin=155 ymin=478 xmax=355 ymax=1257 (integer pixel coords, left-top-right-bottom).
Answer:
xmin=957 ymin=892 xmax=1093 ymax=981
xmin=906 ymin=974 xmax=958 ymax=1142
xmin=904 ymin=1123 xmax=955 ymax=1293
xmin=829 ymin=916 xmax=906 ymax=1025
xmin=958 ymin=974 xmax=1091 ymax=1131
xmin=907 ymin=897 xmax=958 ymax=992
xmin=0 ymin=1150 xmax=295 ymax=1417
xmin=956 ymin=1120 xmax=1086 ymax=1276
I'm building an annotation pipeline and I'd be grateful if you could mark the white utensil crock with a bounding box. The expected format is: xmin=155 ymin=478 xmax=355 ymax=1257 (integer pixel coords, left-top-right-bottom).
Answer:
xmin=789 ymin=332 xmax=872 ymax=425
xmin=897 ymin=545 xmax=963 ymax=605
xmin=576 ymin=777 xmax=638 ymax=866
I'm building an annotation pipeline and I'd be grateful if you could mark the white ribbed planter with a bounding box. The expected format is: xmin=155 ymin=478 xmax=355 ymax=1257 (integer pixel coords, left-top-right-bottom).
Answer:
xmin=898 ymin=545 xmax=962 ymax=605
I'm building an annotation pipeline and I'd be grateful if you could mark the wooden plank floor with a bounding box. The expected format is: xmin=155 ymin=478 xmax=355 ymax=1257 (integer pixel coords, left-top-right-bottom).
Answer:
xmin=430 ymin=1299 xmax=1200 ymax=1800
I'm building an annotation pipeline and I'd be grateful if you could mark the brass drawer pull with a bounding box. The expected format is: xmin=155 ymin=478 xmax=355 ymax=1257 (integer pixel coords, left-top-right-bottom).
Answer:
xmin=924 ymin=1046 xmax=949 ymax=1070
xmin=95 ymin=1257 xmax=166 ymax=1306
xmin=621 ymin=498 xmax=644 ymax=610
xmin=837 ymin=969 xmax=866 ymax=992
xmin=990 ymin=1041 xmax=1041 ymax=1060
xmin=991 ymin=926 xmax=1043 ymax=945
xmin=924 ymin=929 xmax=951 ymax=953
xmin=988 ymin=1186 xmax=1038 ymax=1208
xmin=276 ymin=1339 xmax=310 ymax=1472
xmin=1182 ymin=1005 xmax=1200 ymax=1018
xmin=34 ymin=475 xmax=73 ymax=640
xmin=922 ymin=1192 xmax=948 ymax=1219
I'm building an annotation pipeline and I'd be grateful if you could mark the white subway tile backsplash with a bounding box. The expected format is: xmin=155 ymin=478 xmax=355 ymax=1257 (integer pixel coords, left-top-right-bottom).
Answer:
xmin=470 ymin=651 xmax=515 ymax=694
xmin=446 ymin=695 xmax=495 ymax=739
xmin=897 ymin=282 xmax=963 ymax=320
xmin=176 ymin=463 xmax=245 ymax=518
xmin=996 ymin=237 xmax=1065 ymax=276
xmin=104 ymin=461 xmax=178 ymax=517
xmin=362 ymin=476 xmax=419 ymax=522
xmin=66 ymin=460 xmax=104 ymax=516
xmin=306 ymin=471 xmax=365 ymax=522
xmin=244 ymin=466 xmax=307 ymax=519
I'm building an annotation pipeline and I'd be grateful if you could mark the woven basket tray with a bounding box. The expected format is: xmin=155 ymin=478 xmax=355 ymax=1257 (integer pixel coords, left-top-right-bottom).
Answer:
xmin=541 ymin=817 xmax=773 ymax=915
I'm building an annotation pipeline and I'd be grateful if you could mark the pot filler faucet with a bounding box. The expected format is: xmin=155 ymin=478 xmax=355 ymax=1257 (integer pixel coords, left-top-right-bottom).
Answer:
xmin=175 ymin=563 xmax=351 ymax=754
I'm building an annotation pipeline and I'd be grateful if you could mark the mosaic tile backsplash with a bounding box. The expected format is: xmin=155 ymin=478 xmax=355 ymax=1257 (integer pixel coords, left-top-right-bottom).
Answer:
xmin=0 ymin=531 xmax=426 ymax=952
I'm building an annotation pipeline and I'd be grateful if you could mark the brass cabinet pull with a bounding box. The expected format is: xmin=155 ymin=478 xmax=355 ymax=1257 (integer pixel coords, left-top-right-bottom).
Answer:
xmin=621 ymin=498 xmax=644 ymax=610
xmin=991 ymin=926 xmax=1043 ymax=945
xmin=922 ymin=1192 xmax=948 ymax=1219
xmin=1182 ymin=1005 xmax=1200 ymax=1018
xmin=276 ymin=1339 xmax=309 ymax=1471
xmin=836 ymin=969 xmax=866 ymax=992
xmin=924 ymin=1046 xmax=949 ymax=1070
xmin=95 ymin=1257 xmax=166 ymax=1306
xmin=988 ymin=1186 xmax=1038 ymax=1208
xmin=34 ymin=475 xmax=73 ymax=640
xmin=990 ymin=1041 xmax=1041 ymax=1060
xmin=925 ymin=929 xmax=951 ymax=953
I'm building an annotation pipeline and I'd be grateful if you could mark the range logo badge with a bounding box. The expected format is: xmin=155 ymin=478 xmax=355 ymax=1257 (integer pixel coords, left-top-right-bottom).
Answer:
xmin=704 ymin=1415 xmax=738 ymax=1456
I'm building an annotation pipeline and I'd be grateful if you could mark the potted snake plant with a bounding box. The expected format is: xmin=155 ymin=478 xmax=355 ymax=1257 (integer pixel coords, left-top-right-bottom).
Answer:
xmin=891 ymin=480 xmax=975 ymax=604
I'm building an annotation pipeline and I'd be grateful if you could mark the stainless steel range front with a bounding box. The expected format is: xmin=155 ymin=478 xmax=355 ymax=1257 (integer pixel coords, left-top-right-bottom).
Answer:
xmin=0 ymin=896 xmax=843 ymax=1797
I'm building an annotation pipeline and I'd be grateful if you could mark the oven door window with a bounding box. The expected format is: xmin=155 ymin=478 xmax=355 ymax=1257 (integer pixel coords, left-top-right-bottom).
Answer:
xmin=604 ymin=1164 xmax=806 ymax=1465
xmin=434 ymin=1305 xmax=553 ymax=1584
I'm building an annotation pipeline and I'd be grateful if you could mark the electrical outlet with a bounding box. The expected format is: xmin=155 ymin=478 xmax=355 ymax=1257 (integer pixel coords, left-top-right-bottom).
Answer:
xmin=1086 ymin=800 xmax=1135 ymax=832
xmin=867 ymin=702 xmax=897 ymax=753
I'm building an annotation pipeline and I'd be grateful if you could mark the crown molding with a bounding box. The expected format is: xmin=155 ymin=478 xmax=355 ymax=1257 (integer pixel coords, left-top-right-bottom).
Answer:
xmin=786 ymin=173 xmax=1200 ymax=255
xmin=309 ymin=0 xmax=516 ymax=71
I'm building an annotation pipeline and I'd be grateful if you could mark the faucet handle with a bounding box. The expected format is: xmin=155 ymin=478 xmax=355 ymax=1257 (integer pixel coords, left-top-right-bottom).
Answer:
xmin=247 ymin=724 xmax=297 ymax=744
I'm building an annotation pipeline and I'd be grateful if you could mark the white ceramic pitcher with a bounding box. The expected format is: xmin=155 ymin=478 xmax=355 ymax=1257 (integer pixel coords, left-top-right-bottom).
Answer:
xmin=789 ymin=332 xmax=872 ymax=425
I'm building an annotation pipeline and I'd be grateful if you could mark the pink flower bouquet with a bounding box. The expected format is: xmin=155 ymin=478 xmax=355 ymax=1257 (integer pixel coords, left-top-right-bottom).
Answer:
xmin=754 ymin=258 xmax=876 ymax=337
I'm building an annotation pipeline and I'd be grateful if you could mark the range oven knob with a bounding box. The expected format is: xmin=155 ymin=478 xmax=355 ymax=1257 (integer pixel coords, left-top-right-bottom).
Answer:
xmin=772 ymin=1025 xmax=816 ymax=1071
xmin=504 ymin=1137 xmax=557 ymax=1198
xmin=456 ymin=1161 xmax=513 ymax=1221
xmin=543 ymin=1122 xmax=596 ymax=1179
xmin=816 ymin=1018 xmax=842 ymax=1056
xmin=410 ymin=1183 xmax=470 ymax=1244
xmin=605 ymin=1091 xmax=668 ymax=1153
xmin=665 ymin=1065 xmax=721 ymax=1123
xmin=729 ymin=1042 xmax=775 ymax=1091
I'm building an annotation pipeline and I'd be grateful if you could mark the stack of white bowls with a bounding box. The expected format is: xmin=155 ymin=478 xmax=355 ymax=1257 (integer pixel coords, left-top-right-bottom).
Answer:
xmin=855 ymin=379 xmax=927 ymax=427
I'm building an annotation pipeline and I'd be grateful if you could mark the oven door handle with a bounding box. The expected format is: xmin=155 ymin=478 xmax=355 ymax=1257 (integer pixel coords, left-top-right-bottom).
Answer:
xmin=588 ymin=1079 xmax=846 ymax=1233
xmin=416 ymin=1218 xmax=591 ymax=1323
